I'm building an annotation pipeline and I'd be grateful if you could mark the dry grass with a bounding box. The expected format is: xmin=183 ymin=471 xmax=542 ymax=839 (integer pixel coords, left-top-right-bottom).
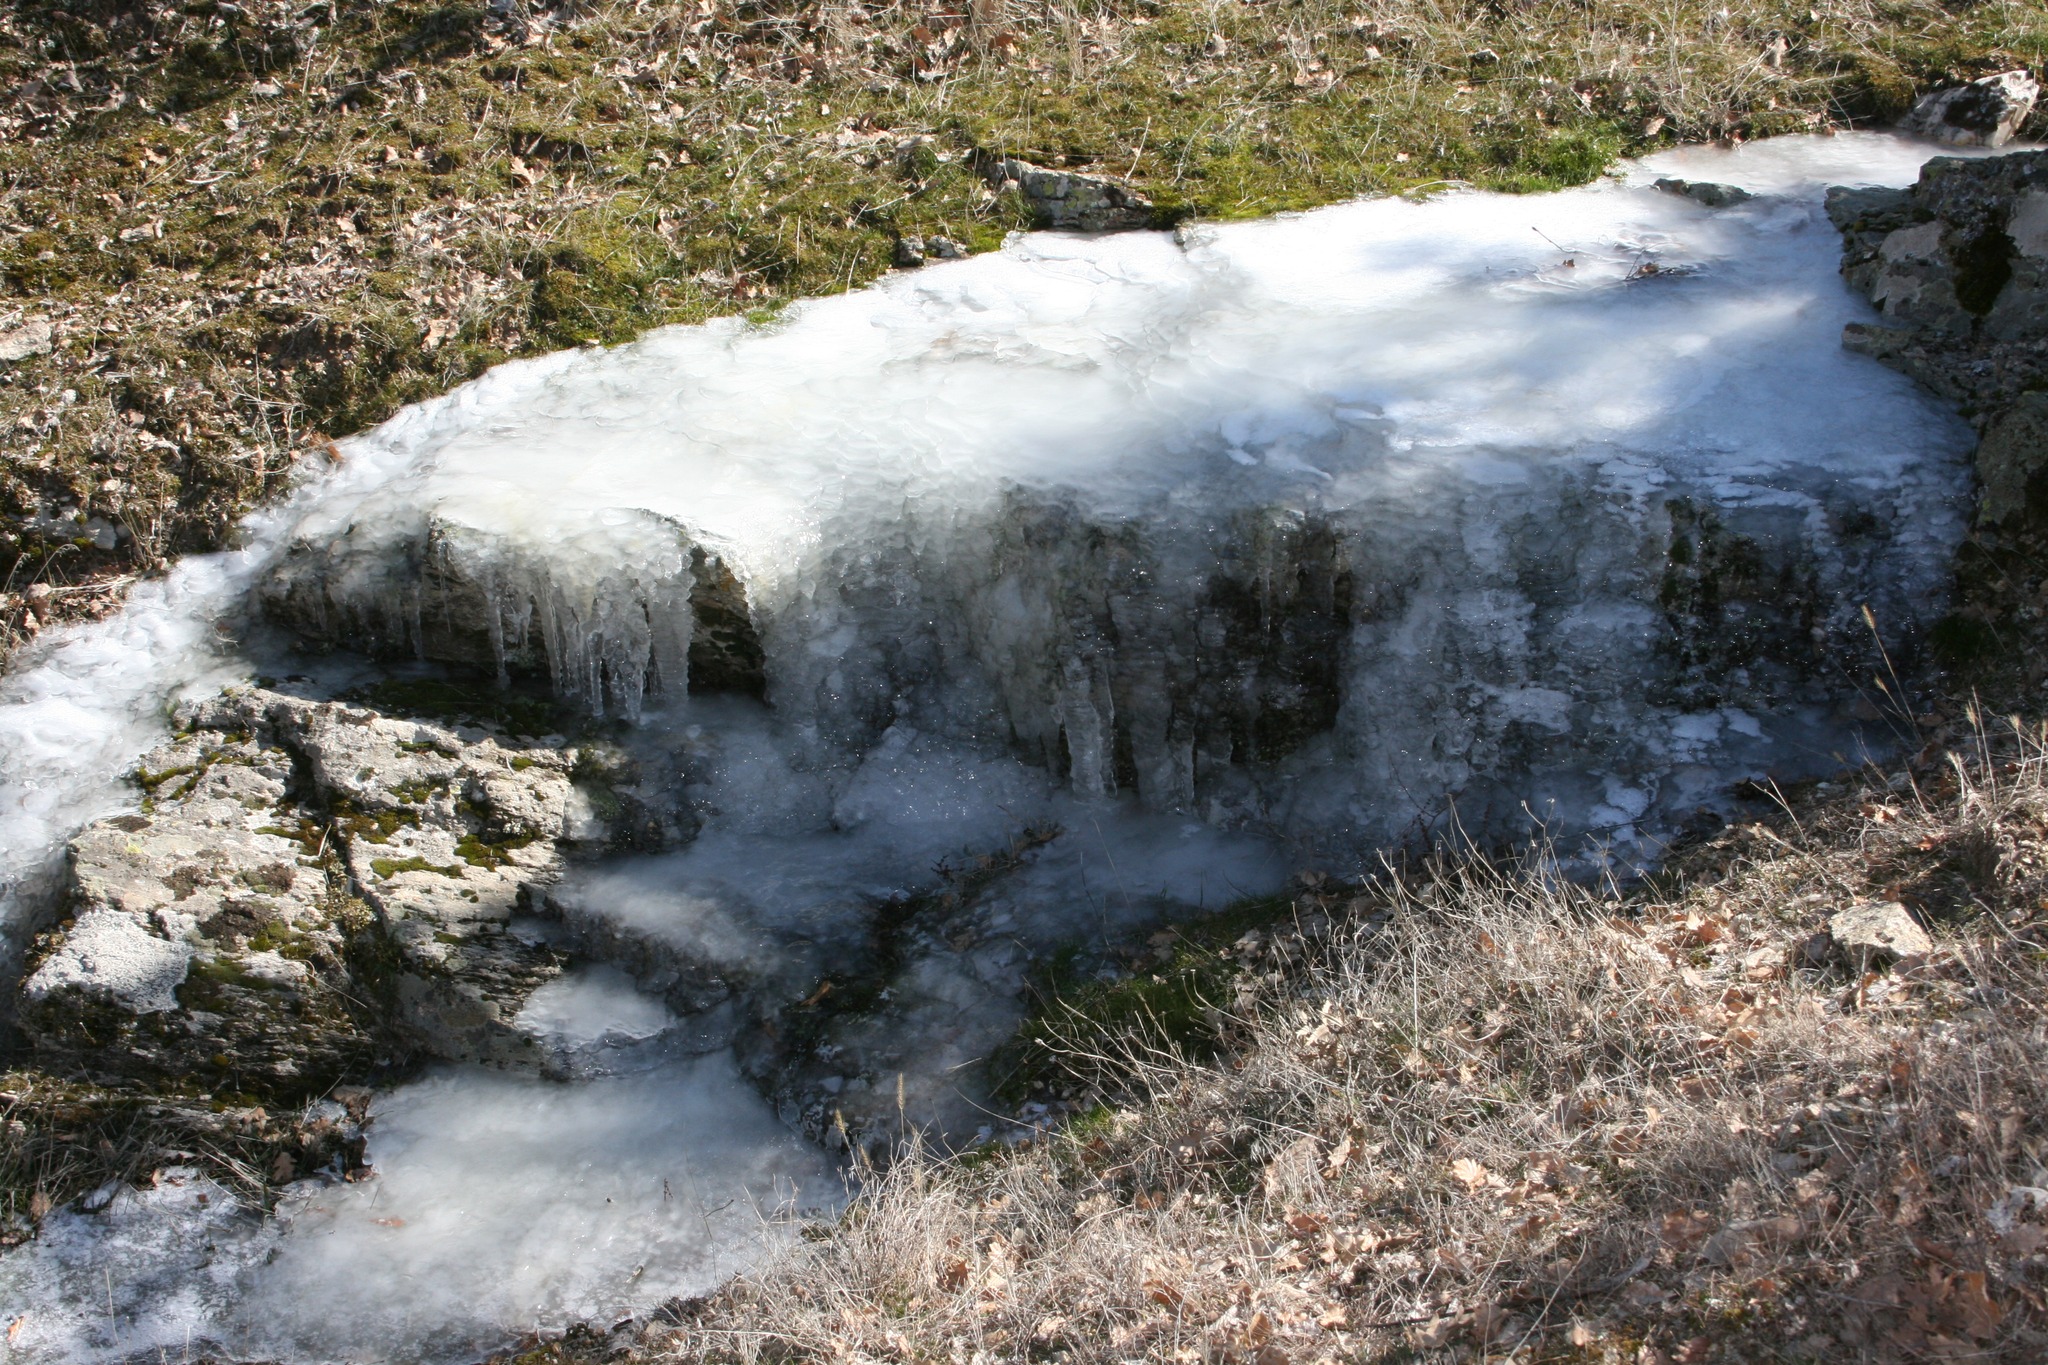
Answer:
xmin=666 ymin=715 xmax=2048 ymax=1361
xmin=0 ymin=1069 xmax=374 ymax=1250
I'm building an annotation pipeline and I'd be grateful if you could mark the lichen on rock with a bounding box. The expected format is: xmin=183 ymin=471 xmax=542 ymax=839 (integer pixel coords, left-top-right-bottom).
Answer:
xmin=16 ymin=686 xmax=622 ymax=1094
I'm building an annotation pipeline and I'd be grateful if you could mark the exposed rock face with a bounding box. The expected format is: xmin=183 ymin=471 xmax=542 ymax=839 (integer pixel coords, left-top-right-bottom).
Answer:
xmin=19 ymin=726 xmax=377 ymax=1091
xmin=1832 ymin=151 xmax=2048 ymax=530
xmin=976 ymin=155 xmax=1159 ymax=232
xmin=1901 ymin=71 xmax=2039 ymax=150
xmin=17 ymin=688 xmax=614 ymax=1093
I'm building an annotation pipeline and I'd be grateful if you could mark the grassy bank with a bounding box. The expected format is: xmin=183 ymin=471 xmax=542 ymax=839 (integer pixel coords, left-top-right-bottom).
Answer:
xmin=1 ymin=0 xmax=2043 ymax=648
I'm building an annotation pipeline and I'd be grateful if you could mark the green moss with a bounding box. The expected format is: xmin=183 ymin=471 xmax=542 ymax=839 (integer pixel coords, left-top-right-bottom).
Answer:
xmin=368 ymin=855 xmax=465 ymax=879
xmin=990 ymin=893 xmax=1298 ymax=1103
xmin=454 ymin=831 xmax=536 ymax=869
xmin=334 ymin=803 xmax=421 ymax=845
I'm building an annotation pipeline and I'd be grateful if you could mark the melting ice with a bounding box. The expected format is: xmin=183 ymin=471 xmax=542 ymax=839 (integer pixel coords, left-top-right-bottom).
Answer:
xmin=0 ymin=134 xmax=2006 ymax=1362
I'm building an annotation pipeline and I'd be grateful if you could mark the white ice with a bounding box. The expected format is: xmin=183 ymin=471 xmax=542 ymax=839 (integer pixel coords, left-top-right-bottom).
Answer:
xmin=0 ymin=1055 xmax=833 ymax=1364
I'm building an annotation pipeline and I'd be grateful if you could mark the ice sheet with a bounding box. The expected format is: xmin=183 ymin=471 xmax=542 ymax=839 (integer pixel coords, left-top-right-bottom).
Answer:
xmin=0 ymin=1054 xmax=834 ymax=1364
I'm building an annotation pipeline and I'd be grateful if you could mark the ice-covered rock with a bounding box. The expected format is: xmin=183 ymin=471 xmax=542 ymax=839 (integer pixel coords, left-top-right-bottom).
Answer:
xmin=264 ymin=136 xmax=1979 ymax=855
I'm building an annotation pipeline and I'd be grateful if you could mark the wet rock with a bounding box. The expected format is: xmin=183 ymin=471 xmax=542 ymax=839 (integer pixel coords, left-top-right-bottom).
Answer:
xmin=1655 ymin=178 xmax=1753 ymax=208
xmin=977 ymin=155 xmax=1158 ymax=233
xmin=1827 ymin=901 xmax=1932 ymax=972
xmin=1901 ymin=70 xmax=2039 ymax=149
xmin=16 ymin=687 xmax=618 ymax=1092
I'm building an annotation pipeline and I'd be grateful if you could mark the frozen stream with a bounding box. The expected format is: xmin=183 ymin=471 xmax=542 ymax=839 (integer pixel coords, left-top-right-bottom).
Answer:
xmin=0 ymin=134 xmax=2004 ymax=1361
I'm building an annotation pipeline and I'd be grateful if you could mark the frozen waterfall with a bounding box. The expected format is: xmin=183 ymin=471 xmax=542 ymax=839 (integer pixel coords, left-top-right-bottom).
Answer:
xmin=0 ymin=133 xmax=2002 ymax=1363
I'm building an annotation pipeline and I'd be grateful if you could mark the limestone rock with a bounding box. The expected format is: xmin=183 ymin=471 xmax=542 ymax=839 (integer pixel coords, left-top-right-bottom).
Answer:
xmin=1827 ymin=901 xmax=1932 ymax=972
xmin=0 ymin=317 xmax=53 ymax=364
xmin=1976 ymin=392 xmax=2048 ymax=528
xmin=16 ymin=687 xmax=618 ymax=1093
xmin=1832 ymin=150 xmax=2048 ymax=539
xmin=977 ymin=155 xmax=1158 ymax=233
xmin=19 ymin=728 xmax=376 ymax=1092
xmin=1902 ymin=71 xmax=2039 ymax=149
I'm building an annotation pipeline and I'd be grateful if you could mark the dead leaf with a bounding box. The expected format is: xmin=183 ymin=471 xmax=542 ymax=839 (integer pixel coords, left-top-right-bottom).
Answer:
xmin=372 ymin=1216 xmax=406 ymax=1228
xmin=1324 ymin=1130 xmax=1356 ymax=1177
xmin=1450 ymin=1157 xmax=1490 ymax=1190
xmin=1406 ymin=1316 xmax=1459 ymax=1349
xmin=939 ymin=1259 xmax=968 ymax=1292
xmin=1945 ymin=1270 xmax=2003 ymax=1341
xmin=1285 ymin=1210 xmax=1326 ymax=1238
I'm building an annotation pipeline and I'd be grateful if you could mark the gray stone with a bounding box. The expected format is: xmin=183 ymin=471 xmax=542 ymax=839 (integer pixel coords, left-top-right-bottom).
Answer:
xmin=1976 ymin=392 xmax=2048 ymax=528
xmin=892 ymin=236 xmax=926 ymax=269
xmin=1902 ymin=71 xmax=2039 ymax=149
xmin=978 ymin=155 xmax=1157 ymax=233
xmin=1827 ymin=901 xmax=1932 ymax=972
xmin=0 ymin=317 xmax=53 ymax=364
xmin=1655 ymin=178 xmax=1754 ymax=209
xmin=15 ymin=687 xmax=619 ymax=1092
xmin=1830 ymin=149 xmax=2048 ymax=539
xmin=18 ymin=725 xmax=378 ymax=1091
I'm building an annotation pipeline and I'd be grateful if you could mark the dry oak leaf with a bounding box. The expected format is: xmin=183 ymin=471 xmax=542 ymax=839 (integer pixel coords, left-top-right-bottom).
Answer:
xmin=1449 ymin=1157 xmax=1491 ymax=1190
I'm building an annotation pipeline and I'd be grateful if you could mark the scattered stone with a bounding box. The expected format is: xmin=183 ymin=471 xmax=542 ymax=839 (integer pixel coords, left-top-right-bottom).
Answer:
xmin=892 ymin=236 xmax=926 ymax=269
xmin=1654 ymin=178 xmax=1754 ymax=209
xmin=1901 ymin=70 xmax=2039 ymax=149
xmin=0 ymin=317 xmax=53 ymax=364
xmin=976 ymin=155 xmax=1158 ymax=233
xmin=1827 ymin=901 xmax=1932 ymax=972
xmin=925 ymin=236 xmax=967 ymax=260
